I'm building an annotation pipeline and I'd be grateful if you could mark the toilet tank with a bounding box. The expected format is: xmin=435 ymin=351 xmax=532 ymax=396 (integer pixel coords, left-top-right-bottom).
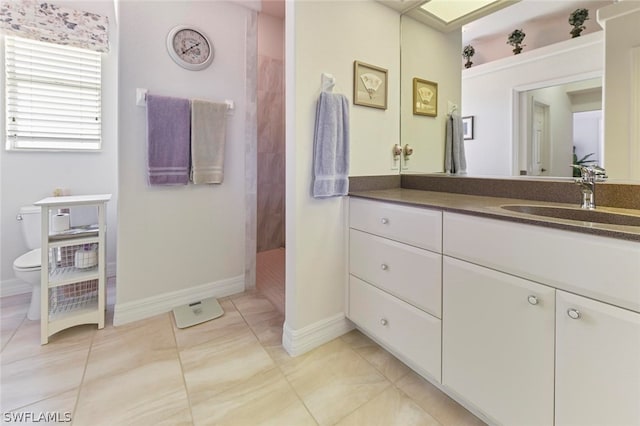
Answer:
xmin=19 ymin=206 xmax=42 ymax=250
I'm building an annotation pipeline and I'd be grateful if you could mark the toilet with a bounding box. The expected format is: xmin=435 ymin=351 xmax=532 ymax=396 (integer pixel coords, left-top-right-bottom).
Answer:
xmin=13 ymin=206 xmax=42 ymax=321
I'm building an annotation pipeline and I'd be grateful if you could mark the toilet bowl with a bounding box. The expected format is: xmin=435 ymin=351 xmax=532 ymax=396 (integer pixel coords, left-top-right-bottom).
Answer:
xmin=13 ymin=248 xmax=42 ymax=320
xmin=13 ymin=206 xmax=43 ymax=321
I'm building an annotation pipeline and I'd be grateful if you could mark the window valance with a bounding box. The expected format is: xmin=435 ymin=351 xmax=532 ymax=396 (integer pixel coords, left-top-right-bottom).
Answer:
xmin=0 ymin=0 xmax=109 ymax=53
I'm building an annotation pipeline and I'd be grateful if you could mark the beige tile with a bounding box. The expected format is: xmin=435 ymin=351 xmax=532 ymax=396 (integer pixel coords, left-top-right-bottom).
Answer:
xmin=6 ymin=389 xmax=77 ymax=425
xmin=74 ymin=312 xmax=190 ymax=425
xmin=230 ymin=291 xmax=277 ymax=321
xmin=341 ymin=330 xmax=411 ymax=383
xmin=172 ymin=298 xmax=248 ymax=350
xmin=280 ymin=338 xmax=390 ymax=426
xmin=1 ymin=319 xmax=95 ymax=365
xmin=0 ymin=293 xmax=31 ymax=310
xmin=230 ymin=291 xmax=283 ymax=346
xmin=80 ymin=313 xmax=175 ymax=382
xmin=191 ymin=367 xmax=316 ymax=426
xmin=336 ymin=386 xmax=441 ymax=426
xmin=1 ymin=314 xmax=24 ymax=351
xmin=263 ymin=343 xmax=293 ymax=366
xmin=0 ymin=330 xmax=91 ymax=411
xmin=74 ymin=357 xmax=192 ymax=426
xmin=180 ymin=326 xmax=276 ymax=407
xmin=396 ymin=371 xmax=486 ymax=426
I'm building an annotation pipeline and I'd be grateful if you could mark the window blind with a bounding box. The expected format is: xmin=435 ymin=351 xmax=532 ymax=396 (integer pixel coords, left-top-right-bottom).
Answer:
xmin=5 ymin=36 xmax=102 ymax=151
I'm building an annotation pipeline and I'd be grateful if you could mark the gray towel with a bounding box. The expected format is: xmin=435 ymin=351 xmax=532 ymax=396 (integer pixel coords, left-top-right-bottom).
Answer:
xmin=146 ymin=94 xmax=191 ymax=185
xmin=191 ymin=100 xmax=228 ymax=184
xmin=444 ymin=112 xmax=467 ymax=174
xmin=312 ymin=92 xmax=350 ymax=198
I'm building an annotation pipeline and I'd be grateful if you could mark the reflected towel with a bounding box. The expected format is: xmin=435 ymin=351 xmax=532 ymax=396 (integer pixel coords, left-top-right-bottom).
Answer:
xmin=146 ymin=94 xmax=191 ymax=186
xmin=191 ymin=100 xmax=228 ymax=184
xmin=444 ymin=112 xmax=467 ymax=174
xmin=312 ymin=92 xmax=350 ymax=198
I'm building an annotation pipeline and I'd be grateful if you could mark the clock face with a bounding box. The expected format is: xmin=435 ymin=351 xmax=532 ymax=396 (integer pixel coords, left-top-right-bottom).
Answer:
xmin=167 ymin=26 xmax=214 ymax=70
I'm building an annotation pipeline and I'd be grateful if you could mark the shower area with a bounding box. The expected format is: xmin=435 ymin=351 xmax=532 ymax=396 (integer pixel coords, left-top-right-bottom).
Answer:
xmin=256 ymin=7 xmax=285 ymax=313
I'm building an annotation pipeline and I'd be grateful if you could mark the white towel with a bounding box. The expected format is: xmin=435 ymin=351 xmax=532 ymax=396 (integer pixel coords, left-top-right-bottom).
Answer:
xmin=444 ymin=112 xmax=467 ymax=174
xmin=191 ymin=100 xmax=228 ymax=184
xmin=312 ymin=92 xmax=350 ymax=198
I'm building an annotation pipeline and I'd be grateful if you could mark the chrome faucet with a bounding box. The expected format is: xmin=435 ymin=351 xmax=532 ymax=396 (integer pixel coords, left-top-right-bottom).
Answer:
xmin=572 ymin=164 xmax=607 ymax=209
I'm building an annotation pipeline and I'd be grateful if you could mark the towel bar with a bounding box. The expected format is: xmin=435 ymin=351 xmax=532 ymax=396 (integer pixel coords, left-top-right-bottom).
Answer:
xmin=136 ymin=88 xmax=234 ymax=113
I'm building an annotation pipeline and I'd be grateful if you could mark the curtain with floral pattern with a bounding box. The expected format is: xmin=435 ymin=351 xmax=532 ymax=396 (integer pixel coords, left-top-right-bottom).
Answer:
xmin=0 ymin=0 xmax=109 ymax=52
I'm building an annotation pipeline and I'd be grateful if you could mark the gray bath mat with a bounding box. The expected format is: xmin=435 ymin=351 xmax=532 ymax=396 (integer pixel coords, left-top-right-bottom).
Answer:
xmin=173 ymin=297 xmax=224 ymax=329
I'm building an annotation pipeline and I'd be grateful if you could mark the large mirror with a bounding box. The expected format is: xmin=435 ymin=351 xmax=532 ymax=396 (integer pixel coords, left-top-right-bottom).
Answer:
xmin=514 ymin=77 xmax=602 ymax=178
xmin=399 ymin=3 xmax=638 ymax=181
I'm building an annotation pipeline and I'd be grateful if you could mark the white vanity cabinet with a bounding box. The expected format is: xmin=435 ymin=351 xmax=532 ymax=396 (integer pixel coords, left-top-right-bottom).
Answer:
xmin=442 ymin=211 xmax=640 ymax=426
xmin=35 ymin=194 xmax=111 ymax=345
xmin=442 ymin=256 xmax=555 ymax=426
xmin=348 ymin=198 xmax=443 ymax=382
xmin=555 ymin=291 xmax=640 ymax=426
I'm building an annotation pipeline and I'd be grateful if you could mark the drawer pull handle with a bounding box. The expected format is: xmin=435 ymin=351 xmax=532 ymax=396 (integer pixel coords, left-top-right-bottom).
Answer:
xmin=380 ymin=264 xmax=389 ymax=271
xmin=380 ymin=318 xmax=388 ymax=326
xmin=380 ymin=218 xmax=389 ymax=225
xmin=527 ymin=295 xmax=538 ymax=305
xmin=567 ymin=309 xmax=581 ymax=320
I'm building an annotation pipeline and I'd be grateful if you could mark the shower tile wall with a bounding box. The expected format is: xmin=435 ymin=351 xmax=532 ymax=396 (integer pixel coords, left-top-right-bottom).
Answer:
xmin=257 ymin=55 xmax=285 ymax=252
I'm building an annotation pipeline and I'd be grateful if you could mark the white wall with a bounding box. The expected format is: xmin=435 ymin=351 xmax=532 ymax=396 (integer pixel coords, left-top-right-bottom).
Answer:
xmin=285 ymin=0 xmax=400 ymax=353
xmin=115 ymin=1 xmax=252 ymax=314
xmin=599 ymin=2 xmax=640 ymax=180
xmin=525 ymin=85 xmax=574 ymax=177
xmin=401 ymin=16 xmax=462 ymax=173
xmin=462 ymin=32 xmax=603 ymax=176
xmin=0 ymin=1 xmax=118 ymax=296
xmin=467 ymin=2 xmax=610 ymax=66
xmin=574 ymin=110 xmax=603 ymax=164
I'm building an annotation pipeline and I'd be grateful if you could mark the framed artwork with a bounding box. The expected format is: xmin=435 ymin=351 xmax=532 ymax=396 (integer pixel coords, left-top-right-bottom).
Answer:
xmin=353 ymin=61 xmax=388 ymax=109
xmin=413 ymin=78 xmax=438 ymax=117
xmin=462 ymin=116 xmax=474 ymax=140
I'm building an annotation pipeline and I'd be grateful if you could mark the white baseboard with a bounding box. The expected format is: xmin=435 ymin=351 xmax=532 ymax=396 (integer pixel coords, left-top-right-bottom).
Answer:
xmin=282 ymin=313 xmax=354 ymax=357
xmin=113 ymin=274 xmax=245 ymax=326
xmin=0 ymin=278 xmax=31 ymax=297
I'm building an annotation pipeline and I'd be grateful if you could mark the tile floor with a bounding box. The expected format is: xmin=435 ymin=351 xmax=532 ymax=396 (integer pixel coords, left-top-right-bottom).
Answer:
xmin=0 ymin=261 xmax=485 ymax=425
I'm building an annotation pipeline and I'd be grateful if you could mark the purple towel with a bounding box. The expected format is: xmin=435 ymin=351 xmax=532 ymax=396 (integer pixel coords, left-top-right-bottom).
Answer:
xmin=146 ymin=94 xmax=191 ymax=185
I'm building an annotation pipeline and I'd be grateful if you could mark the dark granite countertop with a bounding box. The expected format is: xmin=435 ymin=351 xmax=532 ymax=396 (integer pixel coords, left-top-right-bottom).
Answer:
xmin=349 ymin=188 xmax=640 ymax=242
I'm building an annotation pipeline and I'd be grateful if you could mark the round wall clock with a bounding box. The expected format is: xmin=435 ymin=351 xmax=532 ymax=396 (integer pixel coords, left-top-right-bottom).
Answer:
xmin=166 ymin=25 xmax=214 ymax=71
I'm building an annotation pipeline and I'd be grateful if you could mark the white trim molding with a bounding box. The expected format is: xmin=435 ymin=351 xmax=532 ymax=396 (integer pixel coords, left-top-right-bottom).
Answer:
xmin=113 ymin=274 xmax=244 ymax=326
xmin=0 ymin=278 xmax=31 ymax=297
xmin=282 ymin=313 xmax=354 ymax=357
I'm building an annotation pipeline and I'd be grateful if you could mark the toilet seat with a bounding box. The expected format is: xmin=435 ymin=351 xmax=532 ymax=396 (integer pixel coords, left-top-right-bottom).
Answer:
xmin=13 ymin=248 xmax=41 ymax=271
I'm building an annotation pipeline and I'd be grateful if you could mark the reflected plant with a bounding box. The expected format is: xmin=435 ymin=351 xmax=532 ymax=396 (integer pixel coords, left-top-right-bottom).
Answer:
xmin=462 ymin=45 xmax=475 ymax=69
xmin=572 ymin=147 xmax=597 ymax=177
xmin=569 ymin=8 xmax=589 ymax=38
xmin=507 ymin=29 xmax=526 ymax=54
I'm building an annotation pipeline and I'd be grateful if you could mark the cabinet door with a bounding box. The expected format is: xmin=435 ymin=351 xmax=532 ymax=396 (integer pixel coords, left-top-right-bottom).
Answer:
xmin=556 ymin=291 xmax=640 ymax=426
xmin=442 ymin=256 xmax=555 ymax=426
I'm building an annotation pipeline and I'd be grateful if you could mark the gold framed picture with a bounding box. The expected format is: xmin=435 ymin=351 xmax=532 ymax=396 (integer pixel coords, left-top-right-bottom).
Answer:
xmin=413 ymin=77 xmax=438 ymax=117
xmin=353 ymin=60 xmax=388 ymax=110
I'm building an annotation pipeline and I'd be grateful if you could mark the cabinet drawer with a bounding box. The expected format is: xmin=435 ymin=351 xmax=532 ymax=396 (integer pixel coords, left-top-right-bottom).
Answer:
xmin=443 ymin=212 xmax=640 ymax=313
xmin=350 ymin=198 xmax=442 ymax=252
xmin=349 ymin=275 xmax=441 ymax=382
xmin=350 ymin=229 xmax=441 ymax=318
